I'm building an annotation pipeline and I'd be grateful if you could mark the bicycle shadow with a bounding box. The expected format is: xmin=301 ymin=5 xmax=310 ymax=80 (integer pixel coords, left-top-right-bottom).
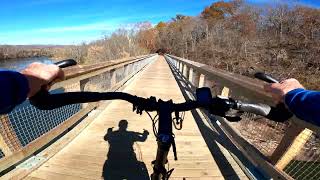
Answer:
xmin=102 ymin=120 xmax=150 ymax=180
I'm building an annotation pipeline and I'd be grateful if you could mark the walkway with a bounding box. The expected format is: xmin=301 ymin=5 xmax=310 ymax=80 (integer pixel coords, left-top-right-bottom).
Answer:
xmin=25 ymin=56 xmax=248 ymax=179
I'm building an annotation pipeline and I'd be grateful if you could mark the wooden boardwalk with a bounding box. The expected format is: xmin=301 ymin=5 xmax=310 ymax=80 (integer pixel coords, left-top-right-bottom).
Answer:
xmin=25 ymin=56 xmax=248 ymax=179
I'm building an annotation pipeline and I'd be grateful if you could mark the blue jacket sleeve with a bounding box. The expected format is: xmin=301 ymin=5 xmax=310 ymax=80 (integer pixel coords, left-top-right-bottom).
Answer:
xmin=0 ymin=70 xmax=29 ymax=114
xmin=285 ymin=88 xmax=320 ymax=126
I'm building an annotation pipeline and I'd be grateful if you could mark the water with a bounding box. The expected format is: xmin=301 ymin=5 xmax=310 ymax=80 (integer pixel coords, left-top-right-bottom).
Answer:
xmin=0 ymin=57 xmax=55 ymax=71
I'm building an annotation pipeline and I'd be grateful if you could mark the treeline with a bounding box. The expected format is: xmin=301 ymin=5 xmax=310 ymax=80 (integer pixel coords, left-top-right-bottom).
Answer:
xmin=51 ymin=25 xmax=151 ymax=64
xmin=0 ymin=24 xmax=151 ymax=64
xmin=0 ymin=45 xmax=54 ymax=60
xmin=141 ymin=0 xmax=320 ymax=89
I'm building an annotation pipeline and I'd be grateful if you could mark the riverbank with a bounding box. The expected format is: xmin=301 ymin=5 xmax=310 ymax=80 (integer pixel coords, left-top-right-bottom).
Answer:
xmin=0 ymin=45 xmax=63 ymax=61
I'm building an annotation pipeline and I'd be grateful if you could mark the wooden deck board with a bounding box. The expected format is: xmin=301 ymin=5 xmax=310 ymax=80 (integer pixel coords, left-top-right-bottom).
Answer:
xmin=26 ymin=56 xmax=247 ymax=179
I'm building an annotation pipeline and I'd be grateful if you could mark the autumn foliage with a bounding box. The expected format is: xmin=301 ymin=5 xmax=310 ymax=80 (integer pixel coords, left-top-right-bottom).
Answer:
xmin=136 ymin=0 xmax=320 ymax=89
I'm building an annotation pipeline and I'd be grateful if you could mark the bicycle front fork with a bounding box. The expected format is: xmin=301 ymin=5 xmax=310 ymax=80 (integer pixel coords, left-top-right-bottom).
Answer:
xmin=151 ymin=134 xmax=174 ymax=180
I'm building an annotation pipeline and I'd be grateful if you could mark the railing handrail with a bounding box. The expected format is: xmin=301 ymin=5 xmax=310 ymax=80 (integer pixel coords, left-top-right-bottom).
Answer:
xmin=63 ymin=54 xmax=155 ymax=80
xmin=166 ymin=54 xmax=320 ymax=134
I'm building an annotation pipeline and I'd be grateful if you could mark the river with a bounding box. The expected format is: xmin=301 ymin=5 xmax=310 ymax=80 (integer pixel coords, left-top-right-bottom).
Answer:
xmin=0 ymin=57 xmax=55 ymax=71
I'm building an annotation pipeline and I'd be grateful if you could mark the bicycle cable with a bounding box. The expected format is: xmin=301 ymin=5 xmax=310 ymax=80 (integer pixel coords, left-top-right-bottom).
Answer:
xmin=172 ymin=111 xmax=185 ymax=130
xmin=146 ymin=111 xmax=159 ymax=137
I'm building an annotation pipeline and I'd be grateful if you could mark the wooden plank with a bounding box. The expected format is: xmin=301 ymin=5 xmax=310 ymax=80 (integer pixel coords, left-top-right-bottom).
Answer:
xmin=29 ymin=170 xmax=94 ymax=180
xmin=270 ymin=122 xmax=304 ymax=164
xmin=275 ymin=128 xmax=313 ymax=170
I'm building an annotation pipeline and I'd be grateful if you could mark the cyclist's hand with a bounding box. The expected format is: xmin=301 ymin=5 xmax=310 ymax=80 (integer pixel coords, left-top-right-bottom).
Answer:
xmin=21 ymin=63 xmax=64 ymax=97
xmin=143 ymin=129 xmax=149 ymax=135
xmin=107 ymin=127 xmax=113 ymax=133
xmin=264 ymin=78 xmax=304 ymax=103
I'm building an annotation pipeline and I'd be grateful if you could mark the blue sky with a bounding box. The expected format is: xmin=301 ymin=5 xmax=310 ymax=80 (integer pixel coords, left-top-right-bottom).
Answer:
xmin=0 ymin=0 xmax=319 ymax=45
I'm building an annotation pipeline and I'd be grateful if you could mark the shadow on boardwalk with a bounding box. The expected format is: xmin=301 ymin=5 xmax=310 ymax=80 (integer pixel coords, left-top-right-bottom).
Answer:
xmin=102 ymin=120 xmax=150 ymax=180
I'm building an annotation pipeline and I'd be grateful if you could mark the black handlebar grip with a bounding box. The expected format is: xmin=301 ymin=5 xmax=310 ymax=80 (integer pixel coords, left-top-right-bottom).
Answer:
xmin=237 ymin=102 xmax=271 ymax=117
xmin=254 ymin=72 xmax=279 ymax=83
xmin=54 ymin=59 xmax=77 ymax=68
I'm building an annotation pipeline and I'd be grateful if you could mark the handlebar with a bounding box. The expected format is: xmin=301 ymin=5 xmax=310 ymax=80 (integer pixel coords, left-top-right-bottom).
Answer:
xmin=30 ymin=89 xmax=292 ymax=122
xmin=29 ymin=60 xmax=292 ymax=123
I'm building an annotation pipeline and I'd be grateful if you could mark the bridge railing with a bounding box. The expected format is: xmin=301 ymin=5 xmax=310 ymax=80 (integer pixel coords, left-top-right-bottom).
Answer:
xmin=165 ymin=54 xmax=320 ymax=180
xmin=0 ymin=54 xmax=157 ymax=174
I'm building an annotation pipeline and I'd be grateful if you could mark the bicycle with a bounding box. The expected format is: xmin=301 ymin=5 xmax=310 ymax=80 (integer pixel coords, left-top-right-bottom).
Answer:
xmin=30 ymin=59 xmax=292 ymax=180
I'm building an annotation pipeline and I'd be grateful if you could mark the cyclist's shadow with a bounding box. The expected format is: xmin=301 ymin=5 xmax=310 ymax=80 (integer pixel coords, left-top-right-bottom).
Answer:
xmin=102 ymin=120 xmax=150 ymax=180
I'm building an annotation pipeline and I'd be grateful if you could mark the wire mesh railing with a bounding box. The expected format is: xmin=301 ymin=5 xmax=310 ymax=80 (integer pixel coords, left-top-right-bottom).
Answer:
xmin=6 ymin=103 xmax=82 ymax=147
xmin=202 ymin=77 xmax=291 ymax=158
xmin=282 ymin=130 xmax=320 ymax=180
xmin=230 ymin=115 xmax=289 ymax=157
xmin=0 ymin=84 xmax=82 ymax=157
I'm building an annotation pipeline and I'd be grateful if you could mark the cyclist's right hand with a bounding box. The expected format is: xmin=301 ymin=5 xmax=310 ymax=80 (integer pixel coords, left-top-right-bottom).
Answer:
xmin=264 ymin=78 xmax=305 ymax=103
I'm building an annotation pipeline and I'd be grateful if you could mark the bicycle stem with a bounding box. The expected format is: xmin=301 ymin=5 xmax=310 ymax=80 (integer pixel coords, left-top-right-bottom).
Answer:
xmin=151 ymin=99 xmax=177 ymax=179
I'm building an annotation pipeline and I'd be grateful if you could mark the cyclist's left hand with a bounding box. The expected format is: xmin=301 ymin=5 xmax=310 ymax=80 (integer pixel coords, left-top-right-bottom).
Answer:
xmin=21 ymin=63 xmax=64 ymax=97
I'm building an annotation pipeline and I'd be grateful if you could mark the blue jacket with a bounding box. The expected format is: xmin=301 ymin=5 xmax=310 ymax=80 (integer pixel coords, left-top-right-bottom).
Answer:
xmin=285 ymin=88 xmax=320 ymax=126
xmin=0 ymin=70 xmax=29 ymax=114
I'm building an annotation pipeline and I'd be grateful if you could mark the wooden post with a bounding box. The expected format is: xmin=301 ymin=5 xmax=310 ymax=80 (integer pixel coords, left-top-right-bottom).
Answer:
xmin=221 ymin=87 xmax=230 ymax=97
xmin=188 ymin=68 xmax=193 ymax=82
xmin=200 ymin=75 xmax=214 ymax=88
xmin=0 ymin=133 xmax=12 ymax=156
xmin=199 ymin=74 xmax=205 ymax=88
xmin=180 ymin=62 xmax=184 ymax=73
xmin=110 ymin=69 xmax=117 ymax=87
xmin=271 ymin=121 xmax=313 ymax=170
xmin=0 ymin=115 xmax=22 ymax=153
xmin=191 ymin=70 xmax=200 ymax=88
xmin=80 ymin=78 xmax=89 ymax=91
xmin=183 ymin=65 xmax=190 ymax=79
xmin=124 ymin=64 xmax=129 ymax=77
